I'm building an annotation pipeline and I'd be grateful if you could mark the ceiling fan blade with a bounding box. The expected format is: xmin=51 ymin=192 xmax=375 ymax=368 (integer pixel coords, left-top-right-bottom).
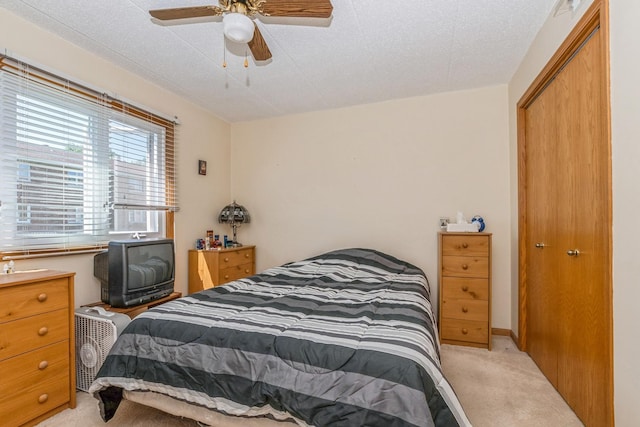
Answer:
xmin=248 ymin=23 xmax=272 ymax=61
xmin=261 ymin=0 xmax=333 ymax=18
xmin=149 ymin=6 xmax=223 ymax=21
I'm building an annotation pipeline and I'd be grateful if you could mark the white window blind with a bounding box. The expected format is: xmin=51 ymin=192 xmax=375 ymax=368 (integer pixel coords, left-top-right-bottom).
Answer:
xmin=0 ymin=56 xmax=178 ymax=254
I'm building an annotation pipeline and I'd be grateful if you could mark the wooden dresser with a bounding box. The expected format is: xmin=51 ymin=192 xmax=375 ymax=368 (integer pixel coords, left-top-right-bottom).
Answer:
xmin=438 ymin=232 xmax=492 ymax=350
xmin=0 ymin=270 xmax=76 ymax=427
xmin=188 ymin=246 xmax=255 ymax=294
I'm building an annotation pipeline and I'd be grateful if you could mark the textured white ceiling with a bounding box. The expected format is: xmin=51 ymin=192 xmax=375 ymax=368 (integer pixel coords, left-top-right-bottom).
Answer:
xmin=1 ymin=0 xmax=557 ymax=122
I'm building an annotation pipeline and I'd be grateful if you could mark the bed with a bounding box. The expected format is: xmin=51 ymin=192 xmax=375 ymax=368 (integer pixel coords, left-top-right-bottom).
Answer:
xmin=90 ymin=248 xmax=471 ymax=427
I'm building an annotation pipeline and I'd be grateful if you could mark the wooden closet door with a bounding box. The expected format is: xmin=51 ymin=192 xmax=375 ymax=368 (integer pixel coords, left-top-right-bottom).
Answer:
xmin=524 ymin=79 xmax=561 ymax=388
xmin=553 ymin=28 xmax=612 ymax=426
xmin=520 ymin=10 xmax=612 ymax=427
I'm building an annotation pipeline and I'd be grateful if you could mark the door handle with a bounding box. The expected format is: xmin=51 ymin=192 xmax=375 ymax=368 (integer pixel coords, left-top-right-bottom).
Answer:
xmin=567 ymin=249 xmax=580 ymax=257
xmin=535 ymin=242 xmax=546 ymax=248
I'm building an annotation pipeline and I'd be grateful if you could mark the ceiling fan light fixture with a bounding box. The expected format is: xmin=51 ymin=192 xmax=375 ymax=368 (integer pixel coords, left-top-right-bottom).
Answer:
xmin=223 ymin=13 xmax=254 ymax=44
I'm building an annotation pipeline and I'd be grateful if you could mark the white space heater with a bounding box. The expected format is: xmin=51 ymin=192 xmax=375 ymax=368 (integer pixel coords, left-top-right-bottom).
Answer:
xmin=74 ymin=307 xmax=131 ymax=391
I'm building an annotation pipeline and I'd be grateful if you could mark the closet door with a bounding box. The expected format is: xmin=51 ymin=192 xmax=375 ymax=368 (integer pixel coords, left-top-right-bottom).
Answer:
xmin=524 ymin=80 xmax=560 ymax=388
xmin=553 ymin=28 xmax=612 ymax=426
xmin=519 ymin=6 xmax=612 ymax=426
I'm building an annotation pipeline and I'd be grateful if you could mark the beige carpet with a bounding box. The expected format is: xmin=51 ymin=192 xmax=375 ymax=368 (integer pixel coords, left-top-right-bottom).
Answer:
xmin=36 ymin=336 xmax=582 ymax=427
xmin=441 ymin=336 xmax=583 ymax=427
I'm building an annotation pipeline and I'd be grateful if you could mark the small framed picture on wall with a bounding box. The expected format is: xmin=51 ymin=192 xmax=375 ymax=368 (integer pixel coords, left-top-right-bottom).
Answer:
xmin=199 ymin=160 xmax=207 ymax=176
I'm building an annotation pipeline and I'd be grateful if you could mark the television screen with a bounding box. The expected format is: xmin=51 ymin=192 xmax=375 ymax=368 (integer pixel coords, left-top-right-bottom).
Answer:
xmin=127 ymin=243 xmax=174 ymax=290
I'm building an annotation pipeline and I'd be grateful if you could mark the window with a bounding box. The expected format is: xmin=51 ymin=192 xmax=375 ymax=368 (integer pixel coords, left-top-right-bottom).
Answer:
xmin=0 ymin=56 xmax=177 ymax=255
xmin=17 ymin=204 xmax=31 ymax=224
xmin=17 ymin=163 xmax=31 ymax=182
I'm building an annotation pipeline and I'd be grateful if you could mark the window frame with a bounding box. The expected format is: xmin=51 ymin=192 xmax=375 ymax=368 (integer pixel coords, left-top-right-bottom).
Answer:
xmin=0 ymin=55 xmax=177 ymax=260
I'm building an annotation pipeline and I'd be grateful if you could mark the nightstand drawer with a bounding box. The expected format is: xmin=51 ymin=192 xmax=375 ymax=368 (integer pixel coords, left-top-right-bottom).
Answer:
xmin=442 ymin=277 xmax=489 ymax=301
xmin=0 ymin=309 xmax=69 ymax=361
xmin=441 ymin=235 xmax=490 ymax=257
xmin=219 ymin=262 xmax=254 ymax=285
xmin=441 ymin=255 xmax=489 ymax=278
xmin=0 ymin=278 xmax=69 ymax=323
xmin=220 ymin=249 xmax=254 ymax=268
xmin=441 ymin=298 xmax=489 ymax=322
xmin=440 ymin=319 xmax=488 ymax=344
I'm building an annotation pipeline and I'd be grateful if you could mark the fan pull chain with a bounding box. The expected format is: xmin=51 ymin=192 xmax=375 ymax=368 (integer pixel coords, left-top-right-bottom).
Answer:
xmin=223 ymin=38 xmax=227 ymax=68
xmin=244 ymin=50 xmax=249 ymax=68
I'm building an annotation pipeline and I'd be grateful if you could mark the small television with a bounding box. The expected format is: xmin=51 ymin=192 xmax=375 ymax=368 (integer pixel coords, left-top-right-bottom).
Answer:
xmin=94 ymin=238 xmax=175 ymax=308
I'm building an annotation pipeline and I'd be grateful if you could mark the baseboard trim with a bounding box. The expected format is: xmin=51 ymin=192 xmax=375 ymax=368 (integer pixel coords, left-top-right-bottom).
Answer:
xmin=491 ymin=328 xmax=520 ymax=349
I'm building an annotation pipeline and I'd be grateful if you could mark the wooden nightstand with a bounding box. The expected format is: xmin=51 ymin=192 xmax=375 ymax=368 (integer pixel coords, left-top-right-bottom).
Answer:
xmin=83 ymin=291 xmax=182 ymax=319
xmin=438 ymin=232 xmax=492 ymax=350
xmin=188 ymin=246 xmax=255 ymax=294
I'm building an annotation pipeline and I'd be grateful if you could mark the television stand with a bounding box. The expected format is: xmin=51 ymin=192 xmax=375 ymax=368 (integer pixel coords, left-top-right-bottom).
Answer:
xmin=83 ymin=291 xmax=182 ymax=319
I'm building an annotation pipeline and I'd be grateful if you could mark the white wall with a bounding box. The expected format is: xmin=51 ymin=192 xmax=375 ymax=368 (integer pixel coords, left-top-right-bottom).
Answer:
xmin=230 ymin=86 xmax=512 ymax=328
xmin=609 ymin=1 xmax=640 ymax=424
xmin=0 ymin=9 xmax=231 ymax=305
xmin=509 ymin=0 xmax=640 ymax=423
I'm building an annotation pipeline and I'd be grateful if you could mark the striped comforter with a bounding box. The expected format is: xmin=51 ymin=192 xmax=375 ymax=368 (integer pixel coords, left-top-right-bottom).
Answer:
xmin=90 ymin=248 xmax=471 ymax=427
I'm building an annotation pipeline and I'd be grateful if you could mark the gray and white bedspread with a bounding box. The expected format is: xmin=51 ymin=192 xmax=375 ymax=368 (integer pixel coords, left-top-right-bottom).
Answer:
xmin=90 ymin=248 xmax=471 ymax=427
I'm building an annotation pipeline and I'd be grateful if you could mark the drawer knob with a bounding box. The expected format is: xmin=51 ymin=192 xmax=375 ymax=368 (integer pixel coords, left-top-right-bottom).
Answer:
xmin=462 ymin=243 xmax=468 ymax=248
xmin=37 ymin=293 xmax=48 ymax=302
xmin=462 ymin=286 xmax=469 ymax=292
xmin=462 ymin=307 xmax=469 ymax=313
xmin=38 ymin=327 xmax=49 ymax=336
xmin=461 ymin=328 xmax=469 ymax=335
xmin=224 ymin=257 xmax=230 ymax=262
xmin=461 ymin=264 xmax=469 ymax=270
xmin=245 ymin=269 xmax=250 ymax=274
xmin=245 ymin=253 xmax=249 ymax=258
xmin=224 ymin=274 xmax=230 ymax=279
xmin=38 ymin=360 xmax=49 ymax=370
xmin=38 ymin=394 xmax=49 ymax=404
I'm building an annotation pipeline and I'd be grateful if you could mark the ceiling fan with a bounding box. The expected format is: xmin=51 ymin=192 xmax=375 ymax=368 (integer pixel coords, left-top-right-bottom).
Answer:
xmin=149 ymin=0 xmax=334 ymax=62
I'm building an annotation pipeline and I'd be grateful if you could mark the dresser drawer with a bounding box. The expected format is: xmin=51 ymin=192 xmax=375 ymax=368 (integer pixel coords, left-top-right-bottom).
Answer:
xmin=0 ymin=309 xmax=69 ymax=361
xmin=441 ymin=235 xmax=490 ymax=257
xmin=220 ymin=248 xmax=254 ymax=268
xmin=441 ymin=255 xmax=489 ymax=278
xmin=219 ymin=262 xmax=254 ymax=285
xmin=441 ymin=298 xmax=489 ymax=322
xmin=0 ymin=341 xmax=69 ymax=392
xmin=440 ymin=319 xmax=488 ymax=344
xmin=0 ymin=278 xmax=69 ymax=323
xmin=0 ymin=371 xmax=70 ymax=427
xmin=442 ymin=277 xmax=489 ymax=301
